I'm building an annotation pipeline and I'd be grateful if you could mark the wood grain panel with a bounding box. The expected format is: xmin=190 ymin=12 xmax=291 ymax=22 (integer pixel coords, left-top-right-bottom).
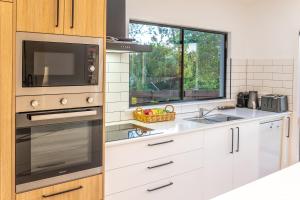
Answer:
xmin=16 ymin=175 xmax=103 ymax=200
xmin=0 ymin=2 xmax=13 ymax=200
xmin=64 ymin=0 xmax=104 ymax=37
xmin=16 ymin=0 xmax=64 ymax=34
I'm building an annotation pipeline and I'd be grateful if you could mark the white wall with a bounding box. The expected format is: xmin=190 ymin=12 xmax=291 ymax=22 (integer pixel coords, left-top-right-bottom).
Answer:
xmin=127 ymin=0 xmax=250 ymax=58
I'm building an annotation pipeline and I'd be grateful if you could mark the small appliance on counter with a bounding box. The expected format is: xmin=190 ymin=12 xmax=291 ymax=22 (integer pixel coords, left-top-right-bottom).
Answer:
xmin=236 ymin=92 xmax=249 ymax=108
xmin=261 ymin=94 xmax=288 ymax=113
xmin=248 ymin=91 xmax=259 ymax=109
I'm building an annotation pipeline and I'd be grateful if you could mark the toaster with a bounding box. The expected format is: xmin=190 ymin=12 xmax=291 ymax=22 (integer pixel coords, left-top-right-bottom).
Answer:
xmin=261 ymin=95 xmax=288 ymax=113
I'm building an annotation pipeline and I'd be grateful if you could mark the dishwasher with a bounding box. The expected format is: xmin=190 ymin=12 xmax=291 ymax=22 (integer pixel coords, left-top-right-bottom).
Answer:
xmin=259 ymin=120 xmax=283 ymax=178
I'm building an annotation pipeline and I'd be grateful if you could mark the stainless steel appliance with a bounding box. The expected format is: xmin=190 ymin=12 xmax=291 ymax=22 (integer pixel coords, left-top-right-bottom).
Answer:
xmin=16 ymin=32 xmax=103 ymax=96
xmin=106 ymin=0 xmax=152 ymax=52
xmin=261 ymin=94 xmax=288 ymax=112
xmin=248 ymin=91 xmax=259 ymax=109
xmin=16 ymin=107 xmax=103 ymax=193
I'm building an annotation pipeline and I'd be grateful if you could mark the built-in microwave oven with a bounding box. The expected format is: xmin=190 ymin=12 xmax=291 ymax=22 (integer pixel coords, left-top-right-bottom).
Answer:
xmin=15 ymin=107 xmax=103 ymax=193
xmin=16 ymin=32 xmax=103 ymax=96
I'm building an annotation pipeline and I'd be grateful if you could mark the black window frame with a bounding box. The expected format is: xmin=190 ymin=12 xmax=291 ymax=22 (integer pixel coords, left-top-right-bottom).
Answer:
xmin=129 ymin=20 xmax=228 ymax=107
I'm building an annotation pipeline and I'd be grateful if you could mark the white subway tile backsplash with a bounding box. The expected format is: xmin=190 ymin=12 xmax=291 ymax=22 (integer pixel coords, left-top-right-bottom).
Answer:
xmin=231 ymin=59 xmax=247 ymax=66
xmin=107 ymin=102 xmax=129 ymax=112
xmin=272 ymin=73 xmax=293 ymax=81
xmin=108 ymin=83 xmax=129 ymax=92
xmin=253 ymin=73 xmax=273 ymax=80
xmin=283 ymin=65 xmax=294 ymax=73
xmin=231 ymin=65 xmax=247 ymax=73
xmin=108 ymin=63 xmax=129 ymax=73
xmin=121 ymin=54 xmax=130 ymax=64
xmin=106 ymin=73 xmax=121 ymax=83
xmin=247 ymin=80 xmax=263 ymax=87
xmin=253 ymin=59 xmax=273 ymax=66
xmin=106 ymin=53 xmax=121 ymax=63
xmin=120 ymin=92 xmax=129 ymax=102
xmin=264 ymin=66 xmax=282 ymax=73
xmin=106 ymin=112 xmax=121 ymax=123
xmin=282 ymin=81 xmax=293 ymax=89
xmin=272 ymin=59 xmax=294 ymax=66
xmin=120 ymin=111 xmax=134 ymax=121
xmin=263 ymin=80 xmax=283 ymax=88
xmin=106 ymin=92 xmax=121 ymax=103
xmin=247 ymin=66 xmax=264 ymax=73
xmin=120 ymin=73 xmax=129 ymax=83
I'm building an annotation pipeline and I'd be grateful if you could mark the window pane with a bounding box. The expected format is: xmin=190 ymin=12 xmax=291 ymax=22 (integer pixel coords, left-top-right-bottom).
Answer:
xmin=129 ymin=22 xmax=182 ymax=106
xmin=183 ymin=30 xmax=226 ymax=100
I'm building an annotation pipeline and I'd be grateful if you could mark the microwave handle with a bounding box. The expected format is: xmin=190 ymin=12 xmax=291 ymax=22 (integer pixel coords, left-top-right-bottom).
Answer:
xmin=29 ymin=110 xmax=97 ymax=121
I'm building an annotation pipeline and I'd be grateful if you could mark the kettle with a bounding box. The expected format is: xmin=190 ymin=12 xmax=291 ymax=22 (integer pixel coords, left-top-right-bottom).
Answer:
xmin=248 ymin=91 xmax=259 ymax=109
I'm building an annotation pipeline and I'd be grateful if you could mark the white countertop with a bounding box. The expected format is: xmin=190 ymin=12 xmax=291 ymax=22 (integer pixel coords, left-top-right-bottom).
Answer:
xmin=212 ymin=163 xmax=300 ymax=200
xmin=106 ymin=108 xmax=291 ymax=147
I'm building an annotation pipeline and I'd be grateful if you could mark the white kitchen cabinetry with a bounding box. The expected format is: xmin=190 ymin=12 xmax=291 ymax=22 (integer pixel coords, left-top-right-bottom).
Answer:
xmin=106 ymin=168 xmax=204 ymax=200
xmin=204 ymin=121 xmax=259 ymax=199
xmin=281 ymin=116 xmax=291 ymax=168
xmin=105 ymin=131 xmax=205 ymax=199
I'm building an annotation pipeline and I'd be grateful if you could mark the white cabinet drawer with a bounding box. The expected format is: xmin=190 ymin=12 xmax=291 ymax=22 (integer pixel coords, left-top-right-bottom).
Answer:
xmin=106 ymin=169 xmax=204 ymax=200
xmin=106 ymin=131 xmax=204 ymax=170
xmin=106 ymin=149 xmax=203 ymax=195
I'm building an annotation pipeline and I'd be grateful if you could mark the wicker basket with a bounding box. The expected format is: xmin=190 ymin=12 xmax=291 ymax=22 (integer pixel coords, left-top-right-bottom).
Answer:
xmin=133 ymin=105 xmax=176 ymax=123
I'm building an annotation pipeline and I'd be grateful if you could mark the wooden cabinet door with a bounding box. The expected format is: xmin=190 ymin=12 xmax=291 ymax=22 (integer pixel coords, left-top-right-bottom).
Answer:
xmin=64 ymin=0 xmax=105 ymax=37
xmin=0 ymin=2 xmax=13 ymax=200
xmin=17 ymin=0 xmax=64 ymax=34
xmin=203 ymin=126 xmax=234 ymax=199
xmin=233 ymin=122 xmax=259 ymax=188
xmin=16 ymin=175 xmax=102 ymax=200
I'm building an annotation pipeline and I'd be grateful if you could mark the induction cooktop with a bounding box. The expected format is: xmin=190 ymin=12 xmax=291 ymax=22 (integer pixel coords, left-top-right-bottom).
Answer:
xmin=106 ymin=123 xmax=162 ymax=142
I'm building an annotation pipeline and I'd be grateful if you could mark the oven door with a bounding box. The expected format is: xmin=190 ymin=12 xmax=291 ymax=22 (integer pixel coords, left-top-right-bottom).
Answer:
xmin=16 ymin=107 xmax=103 ymax=193
xmin=16 ymin=32 xmax=103 ymax=96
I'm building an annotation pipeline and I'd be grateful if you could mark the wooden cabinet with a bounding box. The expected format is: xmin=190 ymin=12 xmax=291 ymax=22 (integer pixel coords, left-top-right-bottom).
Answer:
xmin=204 ymin=122 xmax=259 ymax=199
xmin=64 ymin=0 xmax=105 ymax=37
xmin=0 ymin=2 xmax=13 ymax=200
xmin=16 ymin=0 xmax=105 ymax=37
xmin=17 ymin=0 xmax=64 ymax=34
xmin=16 ymin=175 xmax=103 ymax=200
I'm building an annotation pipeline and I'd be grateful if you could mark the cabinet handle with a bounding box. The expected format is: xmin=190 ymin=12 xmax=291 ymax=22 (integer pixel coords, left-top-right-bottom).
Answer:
xmin=147 ymin=182 xmax=173 ymax=192
xmin=230 ymin=128 xmax=234 ymax=154
xmin=148 ymin=140 xmax=174 ymax=147
xmin=42 ymin=186 xmax=83 ymax=198
xmin=287 ymin=117 xmax=291 ymax=138
xmin=236 ymin=127 xmax=240 ymax=152
xmin=147 ymin=161 xmax=174 ymax=169
xmin=55 ymin=0 xmax=59 ymax=27
xmin=70 ymin=0 xmax=75 ymax=28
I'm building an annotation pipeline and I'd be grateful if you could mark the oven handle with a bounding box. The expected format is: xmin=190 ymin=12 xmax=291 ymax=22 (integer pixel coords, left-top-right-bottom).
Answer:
xmin=29 ymin=110 xmax=97 ymax=121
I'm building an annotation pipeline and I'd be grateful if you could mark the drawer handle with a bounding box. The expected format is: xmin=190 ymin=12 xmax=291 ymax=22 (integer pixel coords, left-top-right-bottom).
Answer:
xmin=42 ymin=186 xmax=83 ymax=198
xmin=147 ymin=182 xmax=174 ymax=192
xmin=147 ymin=161 xmax=174 ymax=169
xmin=147 ymin=140 xmax=174 ymax=147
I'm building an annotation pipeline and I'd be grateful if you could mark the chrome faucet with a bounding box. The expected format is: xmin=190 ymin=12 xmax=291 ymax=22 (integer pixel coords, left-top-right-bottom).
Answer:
xmin=199 ymin=106 xmax=219 ymax=118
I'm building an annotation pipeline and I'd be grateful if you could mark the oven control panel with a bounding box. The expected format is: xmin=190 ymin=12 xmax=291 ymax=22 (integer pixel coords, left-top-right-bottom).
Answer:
xmin=16 ymin=93 xmax=103 ymax=112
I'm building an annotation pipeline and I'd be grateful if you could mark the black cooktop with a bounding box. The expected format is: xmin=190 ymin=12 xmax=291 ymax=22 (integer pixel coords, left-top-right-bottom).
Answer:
xmin=106 ymin=123 xmax=162 ymax=142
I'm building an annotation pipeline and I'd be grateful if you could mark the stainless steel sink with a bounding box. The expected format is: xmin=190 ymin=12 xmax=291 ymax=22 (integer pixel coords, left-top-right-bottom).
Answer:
xmin=184 ymin=114 xmax=244 ymax=124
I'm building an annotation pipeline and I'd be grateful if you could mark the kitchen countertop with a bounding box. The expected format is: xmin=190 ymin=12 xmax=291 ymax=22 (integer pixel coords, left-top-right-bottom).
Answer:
xmin=212 ymin=163 xmax=300 ymax=200
xmin=106 ymin=108 xmax=291 ymax=147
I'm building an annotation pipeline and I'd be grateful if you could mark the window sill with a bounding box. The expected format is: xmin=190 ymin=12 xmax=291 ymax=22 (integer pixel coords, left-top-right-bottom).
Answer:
xmin=125 ymin=98 xmax=236 ymax=112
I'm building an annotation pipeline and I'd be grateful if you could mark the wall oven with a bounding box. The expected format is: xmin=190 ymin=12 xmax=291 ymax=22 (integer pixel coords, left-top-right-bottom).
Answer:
xmin=16 ymin=32 xmax=103 ymax=96
xmin=15 ymin=107 xmax=103 ymax=193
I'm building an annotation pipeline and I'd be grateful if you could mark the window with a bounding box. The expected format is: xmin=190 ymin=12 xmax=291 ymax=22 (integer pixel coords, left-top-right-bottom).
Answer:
xmin=129 ymin=21 xmax=227 ymax=106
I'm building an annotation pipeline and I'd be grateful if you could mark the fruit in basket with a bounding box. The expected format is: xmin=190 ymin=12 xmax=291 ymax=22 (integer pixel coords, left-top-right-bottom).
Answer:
xmin=144 ymin=109 xmax=153 ymax=115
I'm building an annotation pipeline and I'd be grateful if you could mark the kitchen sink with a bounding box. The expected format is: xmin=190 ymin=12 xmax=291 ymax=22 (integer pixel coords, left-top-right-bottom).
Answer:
xmin=184 ymin=114 xmax=244 ymax=124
